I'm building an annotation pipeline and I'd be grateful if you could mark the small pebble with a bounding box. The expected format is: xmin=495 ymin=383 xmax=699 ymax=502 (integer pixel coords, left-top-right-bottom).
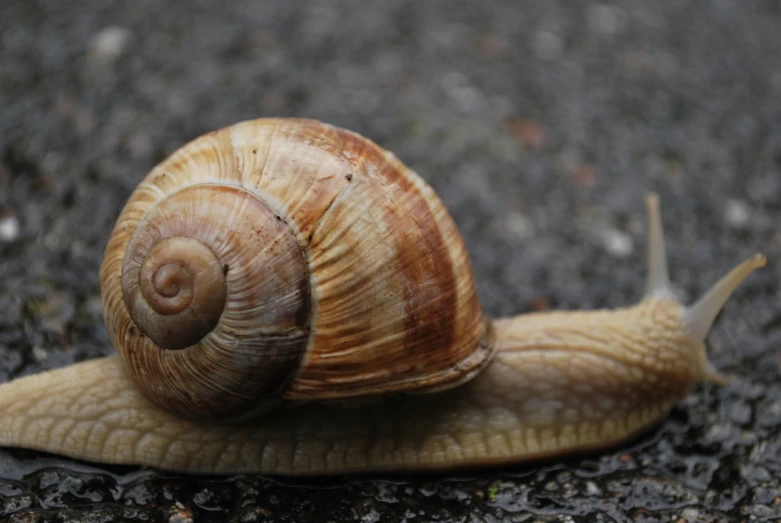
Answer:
xmin=193 ymin=488 xmax=218 ymax=510
xmin=729 ymin=400 xmax=753 ymax=426
xmin=772 ymin=70 xmax=781 ymax=91
xmin=503 ymin=211 xmax=535 ymax=240
xmin=88 ymin=26 xmax=132 ymax=63
xmin=586 ymin=4 xmax=627 ymax=36
xmin=449 ymin=86 xmax=484 ymax=114
xmin=702 ymin=422 xmax=735 ymax=444
xmin=0 ymin=215 xmax=19 ymax=242
xmin=725 ymin=198 xmax=750 ymax=229
xmin=506 ymin=117 xmax=547 ymax=149
xmin=32 ymin=346 xmax=50 ymax=363
xmin=680 ymin=507 xmax=703 ymax=521
xmin=532 ymin=30 xmax=564 ymax=61
xmin=585 ymin=481 xmax=601 ymax=496
xmin=601 ymin=228 xmax=634 ymax=258
xmin=167 ymin=501 xmax=194 ymax=523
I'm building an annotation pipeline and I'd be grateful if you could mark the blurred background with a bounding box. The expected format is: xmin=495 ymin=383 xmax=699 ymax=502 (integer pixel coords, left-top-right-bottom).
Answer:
xmin=1 ymin=1 xmax=780 ymax=521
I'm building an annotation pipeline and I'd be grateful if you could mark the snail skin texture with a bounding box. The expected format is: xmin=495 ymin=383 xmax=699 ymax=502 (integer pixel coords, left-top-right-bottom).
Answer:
xmin=0 ymin=118 xmax=766 ymax=475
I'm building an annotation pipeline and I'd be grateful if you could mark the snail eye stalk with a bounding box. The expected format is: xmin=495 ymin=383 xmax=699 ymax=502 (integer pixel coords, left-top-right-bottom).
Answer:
xmin=642 ymin=193 xmax=765 ymax=386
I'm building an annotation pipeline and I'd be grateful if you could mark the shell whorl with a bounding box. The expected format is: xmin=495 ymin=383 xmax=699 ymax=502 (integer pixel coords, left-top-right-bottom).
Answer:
xmin=104 ymin=183 xmax=311 ymax=420
xmin=100 ymin=118 xmax=493 ymax=421
xmin=125 ymin=235 xmax=227 ymax=350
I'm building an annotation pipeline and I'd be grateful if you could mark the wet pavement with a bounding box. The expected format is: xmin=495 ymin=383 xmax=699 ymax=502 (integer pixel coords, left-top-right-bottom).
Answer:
xmin=1 ymin=1 xmax=780 ymax=521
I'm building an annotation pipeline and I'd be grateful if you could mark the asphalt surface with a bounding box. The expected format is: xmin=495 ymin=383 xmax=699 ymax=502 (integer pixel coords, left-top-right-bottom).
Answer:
xmin=1 ymin=1 xmax=780 ymax=521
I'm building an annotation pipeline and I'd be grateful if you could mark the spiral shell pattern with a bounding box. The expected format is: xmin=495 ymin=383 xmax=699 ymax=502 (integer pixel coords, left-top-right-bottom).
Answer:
xmin=100 ymin=118 xmax=492 ymax=420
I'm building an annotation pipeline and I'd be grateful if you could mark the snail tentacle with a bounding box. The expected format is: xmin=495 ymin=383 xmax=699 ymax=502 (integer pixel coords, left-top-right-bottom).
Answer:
xmin=684 ymin=253 xmax=766 ymax=385
xmin=644 ymin=194 xmax=673 ymax=298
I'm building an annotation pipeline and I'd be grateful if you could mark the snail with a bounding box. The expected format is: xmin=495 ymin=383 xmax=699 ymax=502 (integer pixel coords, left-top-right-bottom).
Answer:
xmin=0 ymin=118 xmax=765 ymax=476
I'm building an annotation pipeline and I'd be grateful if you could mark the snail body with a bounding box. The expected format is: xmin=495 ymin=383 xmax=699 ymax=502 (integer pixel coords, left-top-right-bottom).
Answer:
xmin=0 ymin=118 xmax=765 ymax=475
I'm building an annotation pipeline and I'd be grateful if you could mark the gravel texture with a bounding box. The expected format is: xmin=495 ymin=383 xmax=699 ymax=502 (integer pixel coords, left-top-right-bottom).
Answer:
xmin=1 ymin=1 xmax=780 ymax=521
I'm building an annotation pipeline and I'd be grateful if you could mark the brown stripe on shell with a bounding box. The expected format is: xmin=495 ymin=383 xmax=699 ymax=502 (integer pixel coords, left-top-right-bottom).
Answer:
xmin=392 ymin=161 xmax=491 ymax=393
xmin=285 ymin=122 xmax=492 ymax=399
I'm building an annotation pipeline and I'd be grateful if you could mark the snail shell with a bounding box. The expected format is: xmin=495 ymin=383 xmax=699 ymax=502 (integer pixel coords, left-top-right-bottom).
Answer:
xmin=99 ymin=118 xmax=494 ymax=421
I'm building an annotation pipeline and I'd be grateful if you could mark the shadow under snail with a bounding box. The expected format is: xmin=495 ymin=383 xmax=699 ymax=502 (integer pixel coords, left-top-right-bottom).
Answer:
xmin=0 ymin=118 xmax=766 ymax=476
